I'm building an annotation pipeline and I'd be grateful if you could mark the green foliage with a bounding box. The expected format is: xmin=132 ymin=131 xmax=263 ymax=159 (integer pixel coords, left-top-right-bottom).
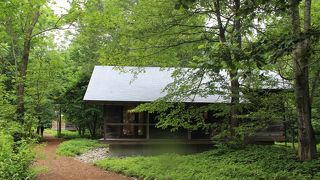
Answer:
xmin=0 ymin=75 xmax=16 ymax=126
xmin=0 ymin=0 xmax=79 ymax=134
xmin=133 ymin=101 xmax=212 ymax=132
xmin=56 ymin=138 xmax=107 ymax=157
xmin=25 ymin=48 xmax=73 ymax=129
xmin=59 ymin=75 xmax=104 ymax=139
xmin=64 ymin=0 xmax=301 ymax=148
xmin=134 ymin=101 xmax=229 ymax=141
xmin=134 ymin=89 xmax=294 ymax=145
xmin=96 ymin=145 xmax=320 ymax=180
xmin=71 ymin=0 xmax=202 ymax=68
xmin=44 ymin=129 xmax=90 ymax=139
xmin=0 ymin=74 xmax=36 ymax=180
xmin=313 ymin=120 xmax=320 ymax=143
xmin=0 ymin=133 xmax=35 ymax=180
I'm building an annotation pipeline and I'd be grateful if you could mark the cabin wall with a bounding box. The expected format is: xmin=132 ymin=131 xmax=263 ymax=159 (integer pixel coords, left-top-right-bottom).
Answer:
xmin=104 ymin=105 xmax=123 ymax=139
xmin=51 ymin=120 xmax=76 ymax=131
xmin=103 ymin=104 xmax=286 ymax=142
xmin=103 ymin=105 xmax=212 ymax=140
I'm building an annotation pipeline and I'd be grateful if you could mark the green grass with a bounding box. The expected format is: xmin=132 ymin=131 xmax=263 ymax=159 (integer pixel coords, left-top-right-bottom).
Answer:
xmin=44 ymin=129 xmax=90 ymax=139
xmin=56 ymin=138 xmax=107 ymax=157
xmin=95 ymin=145 xmax=320 ymax=180
xmin=276 ymin=142 xmax=320 ymax=152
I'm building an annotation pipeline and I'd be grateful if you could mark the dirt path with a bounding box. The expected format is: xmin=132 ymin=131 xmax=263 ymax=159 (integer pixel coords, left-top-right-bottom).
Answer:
xmin=33 ymin=135 xmax=130 ymax=180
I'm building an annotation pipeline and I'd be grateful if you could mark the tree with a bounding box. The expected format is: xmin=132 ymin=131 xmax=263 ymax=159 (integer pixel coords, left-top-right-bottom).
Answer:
xmin=123 ymin=0 xmax=283 ymax=141
xmin=289 ymin=0 xmax=317 ymax=160
xmin=25 ymin=40 xmax=72 ymax=136
xmin=60 ymin=75 xmax=103 ymax=138
xmin=0 ymin=0 xmax=73 ymax=123
xmin=34 ymin=0 xmax=318 ymax=159
xmin=72 ymin=0 xmax=296 ymax=143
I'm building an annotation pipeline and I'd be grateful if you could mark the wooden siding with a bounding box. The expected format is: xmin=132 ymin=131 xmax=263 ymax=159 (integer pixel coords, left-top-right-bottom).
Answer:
xmin=103 ymin=105 xmax=286 ymax=144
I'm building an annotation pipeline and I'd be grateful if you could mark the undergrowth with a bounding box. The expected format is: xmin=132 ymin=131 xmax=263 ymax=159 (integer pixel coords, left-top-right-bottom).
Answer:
xmin=0 ymin=133 xmax=35 ymax=180
xmin=56 ymin=138 xmax=107 ymax=157
xmin=44 ymin=129 xmax=91 ymax=139
xmin=95 ymin=145 xmax=320 ymax=180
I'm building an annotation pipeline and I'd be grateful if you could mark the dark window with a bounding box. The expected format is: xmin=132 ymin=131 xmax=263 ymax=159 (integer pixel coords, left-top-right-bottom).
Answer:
xmin=122 ymin=106 xmax=146 ymax=138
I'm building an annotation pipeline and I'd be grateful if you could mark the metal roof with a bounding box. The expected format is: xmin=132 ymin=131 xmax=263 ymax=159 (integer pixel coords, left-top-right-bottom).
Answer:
xmin=83 ymin=66 xmax=290 ymax=103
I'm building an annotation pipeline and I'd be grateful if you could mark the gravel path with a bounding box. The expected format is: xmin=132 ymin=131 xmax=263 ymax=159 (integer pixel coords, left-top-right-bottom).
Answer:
xmin=33 ymin=135 xmax=130 ymax=180
xmin=75 ymin=147 xmax=109 ymax=164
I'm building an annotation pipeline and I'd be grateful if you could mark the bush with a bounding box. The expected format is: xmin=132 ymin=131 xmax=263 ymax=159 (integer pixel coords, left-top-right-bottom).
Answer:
xmin=0 ymin=133 xmax=34 ymax=180
xmin=56 ymin=138 xmax=107 ymax=157
xmin=95 ymin=145 xmax=320 ymax=180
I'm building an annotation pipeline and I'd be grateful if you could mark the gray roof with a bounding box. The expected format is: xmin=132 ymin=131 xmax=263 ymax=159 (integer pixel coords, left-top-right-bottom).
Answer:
xmin=84 ymin=66 xmax=290 ymax=103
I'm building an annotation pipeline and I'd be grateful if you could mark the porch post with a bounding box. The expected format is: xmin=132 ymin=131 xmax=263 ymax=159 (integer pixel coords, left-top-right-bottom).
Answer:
xmin=103 ymin=105 xmax=106 ymax=140
xmin=188 ymin=130 xmax=191 ymax=140
xmin=146 ymin=113 xmax=150 ymax=140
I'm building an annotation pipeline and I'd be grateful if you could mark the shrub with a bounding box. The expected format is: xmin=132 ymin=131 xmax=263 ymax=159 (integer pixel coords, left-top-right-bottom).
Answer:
xmin=0 ymin=133 xmax=34 ymax=180
xmin=56 ymin=138 xmax=107 ymax=157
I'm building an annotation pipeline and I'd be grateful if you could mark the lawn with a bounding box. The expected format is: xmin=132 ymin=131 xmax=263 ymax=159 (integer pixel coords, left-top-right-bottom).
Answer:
xmin=44 ymin=129 xmax=90 ymax=139
xmin=56 ymin=138 xmax=107 ymax=157
xmin=95 ymin=145 xmax=320 ymax=180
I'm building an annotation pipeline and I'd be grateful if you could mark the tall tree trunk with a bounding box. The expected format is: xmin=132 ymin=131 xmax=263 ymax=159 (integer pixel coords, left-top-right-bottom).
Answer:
xmin=214 ymin=0 xmax=241 ymax=138
xmin=16 ymin=39 xmax=31 ymax=121
xmin=290 ymin=0 xmax=317 ymax=161
xmin=16 ymin=10 xmax=40 ymax=122
xmin=229 ymin=0 xmax=241 ymax=137
xmin=229 ymin=70 xmax=240 ymax=136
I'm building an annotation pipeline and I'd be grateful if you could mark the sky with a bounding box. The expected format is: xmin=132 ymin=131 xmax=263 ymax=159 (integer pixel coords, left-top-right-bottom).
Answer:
xmin=49 ymin=0 xmax=74 ymax=49
xmin=50 ymin=0 xmax=70 ymax=16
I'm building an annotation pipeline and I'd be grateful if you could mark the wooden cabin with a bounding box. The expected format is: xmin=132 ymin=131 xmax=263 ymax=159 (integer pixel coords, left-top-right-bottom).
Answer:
xmin=51 ymin=119 xmax=76 ymax=131
xmin=84 ymin=66 xmax=289 ymax=156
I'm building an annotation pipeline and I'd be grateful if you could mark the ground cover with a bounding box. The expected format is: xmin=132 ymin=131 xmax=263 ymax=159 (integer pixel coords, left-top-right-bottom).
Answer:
xmin=44 ymin=129 xmax=91 ymax=139
xmin=95 ymin=145 xmax=320 ymax=180
xmin=56 ymin=138 xmax=107 ymax=157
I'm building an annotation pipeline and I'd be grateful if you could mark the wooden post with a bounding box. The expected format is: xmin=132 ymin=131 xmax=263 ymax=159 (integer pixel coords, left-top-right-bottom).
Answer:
xmin=146 ymin=113 xmax=150 ymax=140
xmin=283 ymin=100 xmax=287 ymax=147
xmin=56 ymin=118 xmax=59 ymax=136
xmin=188 ymin=130 xmax=191 ymax=140
xmin=103 ymin=105 xmax=106 ymax=140
xmin=284 ymin=122 xmax=287 ymax=147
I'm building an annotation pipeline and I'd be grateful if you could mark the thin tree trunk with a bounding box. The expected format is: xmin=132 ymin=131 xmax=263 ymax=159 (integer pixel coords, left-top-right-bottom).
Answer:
xmin=16 ymin=10 xmax=40 ymax=122
xmin=57 ymin=105 xmax=62 ymax=137
xmin=290 ymin=0 xmax=317 ymax=161
xmin=92 ymin=115 xmax=97 ymax=138
xmin=88 ymin=125 xmax=93 ymax=138
xmin=78 ymin=126 xmax=82 ymax=135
